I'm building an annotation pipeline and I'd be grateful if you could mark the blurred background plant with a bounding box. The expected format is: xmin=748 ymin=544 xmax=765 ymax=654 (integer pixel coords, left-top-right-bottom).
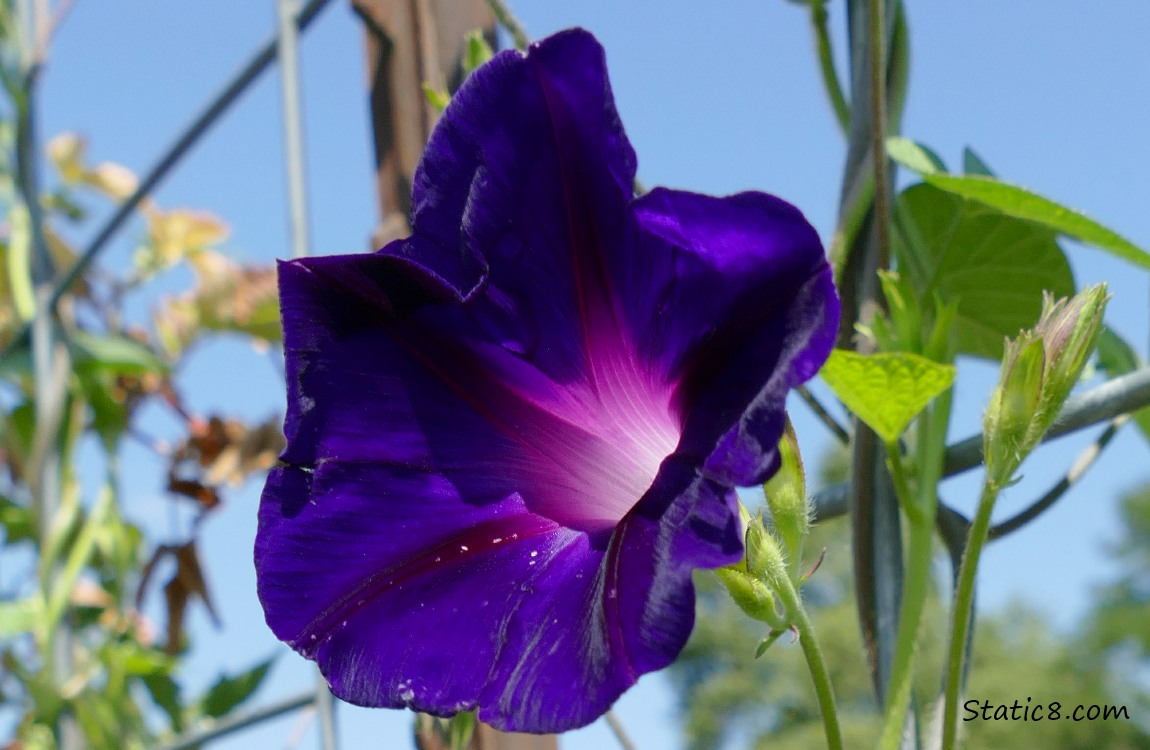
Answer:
xmin=0 ymin=1 xmax=287 ymax=747
xmin=1 ymin=130 xmax=286 ymax=746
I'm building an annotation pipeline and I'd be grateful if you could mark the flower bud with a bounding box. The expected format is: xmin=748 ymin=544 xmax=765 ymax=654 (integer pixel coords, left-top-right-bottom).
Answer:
xmin=764 ymin=420 xmax=808 ymax=572
xmin=716 ymin=566 xmax=785 ymax=627
xmin=984 ymin=334 xmax=1044 ymax=485
xmin=1034 ymin=285 xmax=1108 ymax=418
xmin=983 ymin=284 xmax=1108 ymax=486
xmin=745 ymin=514 xmax=789 ymax=583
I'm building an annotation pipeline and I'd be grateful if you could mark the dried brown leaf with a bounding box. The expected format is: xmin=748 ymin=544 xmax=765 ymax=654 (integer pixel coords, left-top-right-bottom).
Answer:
xmin=172 ymin=542 xmax=219 ymax=626
xmin=166 ymin=477 xmax=220 ymax=510
xmin=162 ymin=575 xmax=188 ymax=656
xmin=139 ymin=542 xmax=220 ymax=655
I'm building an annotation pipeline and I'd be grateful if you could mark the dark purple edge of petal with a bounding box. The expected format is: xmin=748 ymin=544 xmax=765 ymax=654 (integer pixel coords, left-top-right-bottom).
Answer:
xmin=700 ymin=265 xmax=840 ymax=486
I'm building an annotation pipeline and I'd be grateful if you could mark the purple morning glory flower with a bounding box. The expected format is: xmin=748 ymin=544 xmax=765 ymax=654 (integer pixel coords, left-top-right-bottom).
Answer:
xmin=255 ymin=28 xmax=838 ymax=732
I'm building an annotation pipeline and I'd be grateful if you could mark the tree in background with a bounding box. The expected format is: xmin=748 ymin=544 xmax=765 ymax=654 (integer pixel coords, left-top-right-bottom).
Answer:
xmin=1087 ymin=484 xmax=1150 ymax=668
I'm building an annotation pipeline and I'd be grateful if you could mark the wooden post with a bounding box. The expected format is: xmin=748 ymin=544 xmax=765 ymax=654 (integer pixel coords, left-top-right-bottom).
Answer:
xmin=353 ymin=2 xmax=557 ymax=748
xmin=353 ymin=0 xmax=496 ymax=248
xmin=413 ymin=717 xmax=561 ymax=750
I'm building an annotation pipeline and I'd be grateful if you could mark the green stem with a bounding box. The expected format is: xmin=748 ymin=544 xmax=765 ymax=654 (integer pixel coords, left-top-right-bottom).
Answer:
xmin=877 ymin=387 xmax=953 ymax=750
xmin=771 ymin=573 xmax=844 ymax=750
xmin=876 ymin=507 xmax=932 ymax=748
xmin=485 ymin=0 xmax=530 ymax=51
xmin=6 ymin=204 xmax=35 ymax=319
xmin=808 ymin=0 xmax=850 ymax=133
xmin=875 ymin=439 xmax=928 ymax=749
xmin=884 ymin=440 xmax=921 ymax=524
xmin=828 ymin=168 xmax=874 ymax=282
xmin=154 ymin=692 xmax=316 ymax=750
xmin=43 ymin=487 xmax=111 ymax=652
xmin=885 ymin=2 xmax=910 ymax=131
xmin=868 ymin=0 xmax=891 ymax=271
xmin=941 ymin=481 xmax=998 ymax=750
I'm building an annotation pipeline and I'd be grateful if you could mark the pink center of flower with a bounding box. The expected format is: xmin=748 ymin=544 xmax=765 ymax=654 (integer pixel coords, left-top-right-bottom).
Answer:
xmin=511 ymin=330 xmax=681 ymax=532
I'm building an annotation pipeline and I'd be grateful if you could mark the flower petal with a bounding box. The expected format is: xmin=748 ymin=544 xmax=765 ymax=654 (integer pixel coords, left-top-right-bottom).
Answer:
xmin=259 ymin=252 xmax=740 ymax=730
xmin=388 ymin=28 xmax=636 ymax=383
xmin=258 ymin=458 xmax=739 ymax=732
xmin=272 ymin=254 xmax=674 ymax=530
xmin=625 ymin=188 xmax=840 ymax=485
xmin=257 ymin=26 xmax=837 ymax=734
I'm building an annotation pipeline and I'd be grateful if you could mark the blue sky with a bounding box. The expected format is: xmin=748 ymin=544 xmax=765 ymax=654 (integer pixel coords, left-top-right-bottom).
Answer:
xmin=32 ymin=2 xmax=1150 ymax=748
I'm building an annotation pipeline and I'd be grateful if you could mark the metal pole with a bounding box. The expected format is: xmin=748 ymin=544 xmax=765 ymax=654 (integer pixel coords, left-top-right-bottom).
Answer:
xmin=29 ymin=292 xmax=76 ymax=750
xmin=275 ymin=0 xmax=334 ymax=746
xmin=278 ymin=0 xmax=312 ymax=261
xmin=154 ymin=691 xmax=316 ymax=750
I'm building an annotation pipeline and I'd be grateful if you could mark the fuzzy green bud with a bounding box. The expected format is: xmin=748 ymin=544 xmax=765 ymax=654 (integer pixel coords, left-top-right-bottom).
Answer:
xmin=764 ymin=420 xmax=808 ymax=571
xmin=984 ymin=284 xmax=1108 ymax=486
xmin=715 ymin=567 xmax=785 ymax=627
xmin=1034 ymin=285 xmax=1108 ymax=416
xmin=745 ymin=514 xmax=788 ymax=580
xmin=984 ymin=335 xmax=1044 ymax=485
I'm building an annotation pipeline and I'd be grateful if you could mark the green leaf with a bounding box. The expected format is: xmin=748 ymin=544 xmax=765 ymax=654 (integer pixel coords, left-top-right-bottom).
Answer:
xmin=4 ymin=649 xmax=65 ymax=723
xmin=75 ymin=368 xmax=129 ymax=450
xmin=754 ymin=629 xmax=786 ymax=659
xmin=93 ymin=504 xmax=142 ymax=584
xmin=70 ymin=330 xmax=166 ymax=374
xmin=962 ymin=146 xmax=995 ymax=177
xmin=820 ymin=349 xmax=956 ymax=444
xmin=462 ymin=29 xmax=494 ymax=75
xmin=199 ymin=658 xmax=275 ymax=719
xmin=421 ymin=82 xmax=450 ymax=115
xmin=45 ymin=487 xmax=112 ymax=646
xmin=893 ymin=183 xmax=1075 ymax=359
xmin=1095 ymin=326 xmax=1150 ymax=443
xmin=0 ymin=493 xmax=34 ymax=543
xmin=141 ymin=673 xmax=184 ymax=732
xmin=42 ymin=476 xmax=82 ymax=578
xmin=920 ymin=173 xmax=1150 ymax=270
xmin=0 ymin=595 xmax=43 ymax=637
xmin=1097 ymin=325 xmax=1140 ymax=374
xmin=72 ymin=690 xmax=129 ymax=750
xmin=21 ymin=723 xmax=55 ymax=750
xmin=886 ymin=137 xmax=945 ymax=175
xmin=6 ymin=202 xmax=35 ymax=321
xmin=119 ymin=645 xmax=173 ymax=676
